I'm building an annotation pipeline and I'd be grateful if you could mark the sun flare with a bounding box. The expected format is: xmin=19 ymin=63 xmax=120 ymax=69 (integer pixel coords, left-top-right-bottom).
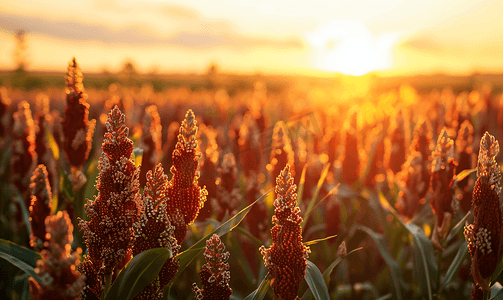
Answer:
xmin=307 ymin=20 xmax=399 ymax=76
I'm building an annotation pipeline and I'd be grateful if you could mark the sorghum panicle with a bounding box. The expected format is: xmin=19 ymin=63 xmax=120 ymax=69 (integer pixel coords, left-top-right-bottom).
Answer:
xmin=34 ymin=109 xmax=58 ymax=196
xmin=138 ymin=105 xmax=162 ymax=187
xmin=62 ymin=57 xmax=96 ymax=171
xmin=268 ymin=121 xmax=295 ymax=190
xmin=364 ymin=124 xmax=386 ymax=188
xmin=259 ymin=165 xmax=311 ymax=300
xmin=410 ymin=118 xmax=433 ymax=162
xmin=0 ymin=88 xmax=11 ymax=146
xmin=197 ymin=125 xmax=219 ymax=220
xmin=238 ymin=112 xmax=262 ymax=178
xmin=464 ymin=132 xmax=502 ymax=292
xmin=132 ymin=163 xmax=181 ymax=297
xmin=456 ymin=120 xmax=475 ymax=213
xmin=192 ymin=234 xmax=232 ymax=300
xmin=324 ymin=193 xmax=341 ymax=244
xmin=430 ymin=128 xmax=457 ymax=247
xmin=29 ymin=211 xmax=85 ymax=300
xmin=161 ymin=120 xmax=179 ymax=173
xmin=212 ymin=153 xmax=241 ymax=222
xmin=245 ymin=171 xmax=269 ymax=241
xmin=29 ymin=165 xmax=52 ymax=251
xmin=79 ymin=106 xmax=141 ymax=277
xmin=385 ymin=108 xmax=408 ymax=175
xmin=341 ymin=107 xmax=361 ymax=186
xmin=166 ymin=109 xmax=208 ymax=245
xmin=11 ymin=101 xmax=37 ymax=204
xmin=396 ymin=151 xmax=427 ymax=219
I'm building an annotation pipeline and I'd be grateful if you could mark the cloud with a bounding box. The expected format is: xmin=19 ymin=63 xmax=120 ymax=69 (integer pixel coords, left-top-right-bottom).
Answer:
xmin=399 ymin=34 xmax=446 ymax=54
xmin=0 ymin=12 xmax=304 ymax=50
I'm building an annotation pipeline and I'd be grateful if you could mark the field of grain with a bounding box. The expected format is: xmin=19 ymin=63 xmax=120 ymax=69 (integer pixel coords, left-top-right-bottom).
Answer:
xmin=1 ymin=57 xmax=503 ymax=300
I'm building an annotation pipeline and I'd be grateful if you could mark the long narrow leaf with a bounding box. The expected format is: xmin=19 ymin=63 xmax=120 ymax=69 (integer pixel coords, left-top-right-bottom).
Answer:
xmin=439 ymin=243 xmax=468 ymax=293
xmin=171 ymin=189 xmax=272 ymax=284
xmin=358 ymin=226 xmax=405 ymax=300
xmin=378 ymin=194 xmax=436 ymax=300
xmin=445 ymin=211 xmax=471 ymax=244
xmin=303 ymin=260 xmax=330 ymax=300
xmin=297 ymin=163 xmax=308 ymax=205
xmin=303 ymin=234 xmax=338 ymax=247
xmin=105 ymin=248 xmax=172 ymax=300
xmin=303 ymin=162 xmax=330 ymax=227
xmin=244 ymin=273 xmax=272 ymax=300
xmin=452 ymin=168 xmax=476 ymax=186
xmin=0 ymin=239 xmax=41 ymax=283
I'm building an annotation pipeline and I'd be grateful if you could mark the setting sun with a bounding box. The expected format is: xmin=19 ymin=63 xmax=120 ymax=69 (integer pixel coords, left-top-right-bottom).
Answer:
xmin=307 ymin=20 xmax=399 ymax=76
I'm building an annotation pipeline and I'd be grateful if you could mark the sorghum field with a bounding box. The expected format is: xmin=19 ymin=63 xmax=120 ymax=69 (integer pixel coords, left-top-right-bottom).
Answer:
xmin=2 ymin=58 xmax=503 ymax=300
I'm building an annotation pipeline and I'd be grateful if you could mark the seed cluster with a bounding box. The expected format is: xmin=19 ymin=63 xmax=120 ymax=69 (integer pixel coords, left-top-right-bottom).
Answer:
xmin=138 ymin=105 xmax=162 ymax=187
xmin=62 ymin=58 xmax=96 ymax=170
xmin=133 ymin=163 xmax=180 ymax=296
xmin=192 ymin=234 xmax=232 ymax=300
xmin=79 ymin=106 xmax=141 ymax=297
xmin=259 ymin=165 xmax=310 ymax=300
xmin=29 ymin=165 xmax=53 ymax=251
xmin=29 ymin=211 xmax=85 ymax=300
xmin=464 ymin=131 xmax=502 ymax=292
xmin=166 ymin=109 xmax=208 ymax=245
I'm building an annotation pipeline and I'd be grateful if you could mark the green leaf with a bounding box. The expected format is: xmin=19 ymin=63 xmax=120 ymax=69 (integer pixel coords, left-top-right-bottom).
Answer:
xmin=303 ymin=260 xmax=330 ymax=300
xmin=171 ymin=189 xmax=271 ymax=285
xmin=297 ymin=163 xmax=308 ymax=205
xmin=406 ymin=222 xmax=437 ymax=300
xmin=0 ymin=239 xmax=42 ymax=283
xmin=439 ymin=241 xmax=468 ymax=293
xmin=14 ymin=194 xmax=32 ymax=237
xmin=378 ymin=193 xmax=437 ymax=300
xmin=104 ymin=248 xmax=172 ymax=300
xmin=358 ymin=226 xmax=406 ymax=300
xmin=302 ymin=162 xmax=330 ymax=227
xmin=244 ymin=273 xmax=272 ymax=300
xmin=492 ymin=282 xmax=503 ymax=300
xmin=234 ymin=226 xmax=263 ymax=247
xmin=445 ymin=211 xmax=471 ymax=244
xmin=302 ymin=247 xmax=362 ymax=300
xmin=453 ymin=168 xmax=476 ymax=186
xmin=303 ymin=235 xmax=337 ymax=246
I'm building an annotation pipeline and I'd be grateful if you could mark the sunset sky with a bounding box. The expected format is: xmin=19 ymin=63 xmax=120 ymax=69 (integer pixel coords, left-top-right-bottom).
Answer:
xmin=1 ymin=0 xmax=503 ymax=76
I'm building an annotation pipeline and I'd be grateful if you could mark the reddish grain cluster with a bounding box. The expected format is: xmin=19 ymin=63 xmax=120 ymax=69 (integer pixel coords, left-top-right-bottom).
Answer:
xmin=260 ymin=165 xmax=310 ymax=300
xmin=29 ymin=164 xmax=53 ymax=251
xmin=29 ymin=211 xmax=85 ymax=300
xmin=165 ymin=109 xmax=208 ymax=245
xmin=62 ymin=58 xmax=96 ymax=175
xmin=192 ymin=234 xmax=232 ymax=300
xmin=78 ymin=106 xmax=141 ymax=297
xmin=464 ymin=132 xmax=502 ymax=294
xmin=132 ymin=163 xmax=180 ymax=297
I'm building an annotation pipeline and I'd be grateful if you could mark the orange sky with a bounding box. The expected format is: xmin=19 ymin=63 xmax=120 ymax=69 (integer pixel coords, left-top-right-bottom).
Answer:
xmin=1 ymin=0 xmax=503 ymax=76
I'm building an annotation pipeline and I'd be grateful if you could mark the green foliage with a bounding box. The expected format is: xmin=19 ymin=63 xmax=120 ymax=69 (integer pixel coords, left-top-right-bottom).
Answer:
xmin=105 ymin=248 xmax=172 ymax=300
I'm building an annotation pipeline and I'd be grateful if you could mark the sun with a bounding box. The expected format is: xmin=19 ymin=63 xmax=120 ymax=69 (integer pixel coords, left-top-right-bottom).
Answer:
xmin=307 ymin=20 xmax=399 ymax=76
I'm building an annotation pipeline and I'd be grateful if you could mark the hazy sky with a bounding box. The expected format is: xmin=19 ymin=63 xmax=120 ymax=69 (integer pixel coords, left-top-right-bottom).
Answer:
xmin=1 ymin=0 xmax=503 ymax=76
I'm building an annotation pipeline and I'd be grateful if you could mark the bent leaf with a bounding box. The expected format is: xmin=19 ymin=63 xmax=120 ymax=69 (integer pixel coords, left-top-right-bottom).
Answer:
xmin=304 ymin=234 xmax=337 ymax=247
xmin=0 ymin=239 xmax=41 ymax=283
xmin=452 ymin=168 xmax=476 ymax=186
xmin=244 ymin=272 xmax=271 ymax=300
xmin=302 ymin=260 xmax=330 ymax=300
xmin=358 ymin=226 xmax=405 ymax=300
xmin=445 ymin=211 xmax=471 ymax=245
xmin=105 ymin=247 xmax=172 ymax=300
xmin=439 ymin=242 xmax=468 ymax=293
xmin=171 ymin=189 xmax=272 ymax=285
xmin=303 ymin=162 xmax=330 ymax=227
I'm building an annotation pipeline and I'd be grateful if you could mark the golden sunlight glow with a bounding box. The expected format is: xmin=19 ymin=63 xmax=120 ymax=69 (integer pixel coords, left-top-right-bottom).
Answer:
xmin=307 ymin=20 xmax=400 ymax=76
